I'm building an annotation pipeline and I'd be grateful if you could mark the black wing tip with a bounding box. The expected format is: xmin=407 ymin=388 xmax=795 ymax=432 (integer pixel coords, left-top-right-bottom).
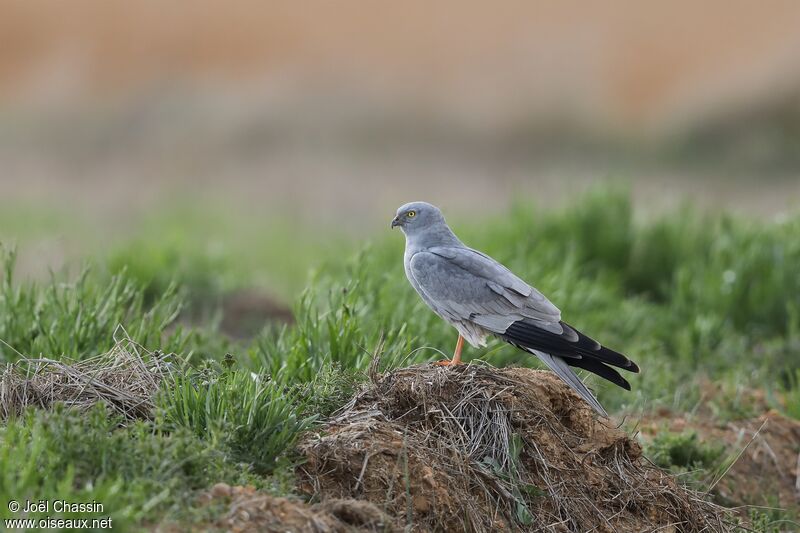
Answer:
xmin=567 ymin=355 xmax=632 ymax=390
xmin=507 ymin=319 xmax=641 ymax=372
xmin=502 ymin=319 xmax=641 ymax=385
xmin=598 ymin=345 xmax=640 ymax=373
xmin=570 ymin=323 xmax=640 ymax=374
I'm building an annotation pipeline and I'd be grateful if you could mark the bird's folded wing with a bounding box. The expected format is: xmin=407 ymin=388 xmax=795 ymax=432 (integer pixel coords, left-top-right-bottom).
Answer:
xmin=408 ymin=248 xmax=562 ymax=334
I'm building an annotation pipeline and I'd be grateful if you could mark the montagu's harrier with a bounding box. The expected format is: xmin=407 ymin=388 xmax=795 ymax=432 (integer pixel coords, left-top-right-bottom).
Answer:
xmin=391 ymin=201 xmax=639 ymax=417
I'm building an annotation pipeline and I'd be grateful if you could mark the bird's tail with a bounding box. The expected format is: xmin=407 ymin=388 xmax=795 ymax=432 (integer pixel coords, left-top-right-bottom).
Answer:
xmin=527 ymin=348 xmax=609 ymax=417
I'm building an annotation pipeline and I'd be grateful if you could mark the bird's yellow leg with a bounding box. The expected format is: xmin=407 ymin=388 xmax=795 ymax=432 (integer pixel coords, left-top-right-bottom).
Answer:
xmin=452 ymin=334 xmax=464 ymax=364
xmin=434 ymin=335 xmax=464 ymax=366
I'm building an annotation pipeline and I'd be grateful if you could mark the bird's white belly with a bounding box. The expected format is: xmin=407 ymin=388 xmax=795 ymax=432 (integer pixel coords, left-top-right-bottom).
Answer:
xmin=453 ymin=320 xmax=490 ymax=348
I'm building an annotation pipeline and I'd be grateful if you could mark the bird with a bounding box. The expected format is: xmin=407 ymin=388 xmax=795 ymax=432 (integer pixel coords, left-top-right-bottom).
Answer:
xmin=391 ymin=201 xmax=639 ymax=417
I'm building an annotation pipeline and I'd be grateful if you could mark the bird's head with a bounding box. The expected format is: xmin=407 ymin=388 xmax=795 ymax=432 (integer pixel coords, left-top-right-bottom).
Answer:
xmin=391 ymin=201 xmax=445 ymax=235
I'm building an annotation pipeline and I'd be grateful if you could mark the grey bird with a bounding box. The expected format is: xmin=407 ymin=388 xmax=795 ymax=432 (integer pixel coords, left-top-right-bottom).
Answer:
xmin=391 ymin=201 xmax=639 ymax=417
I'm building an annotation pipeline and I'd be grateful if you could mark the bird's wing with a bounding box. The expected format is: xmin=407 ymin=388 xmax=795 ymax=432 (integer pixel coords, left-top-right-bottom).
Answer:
xmin=408 ymin=247 xmax=561 ymax=334
xmin=409 ymin=246 xmax=638 ymax=414
xmin=422 ymin=248 xmax=638 ymax=374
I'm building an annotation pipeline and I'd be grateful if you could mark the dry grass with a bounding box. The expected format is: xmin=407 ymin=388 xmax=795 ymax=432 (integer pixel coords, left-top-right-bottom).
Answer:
xmin=298 ymin=363 xmax=734 ymax=532
xmin=0 ymin=333 xmax=172 ymax=421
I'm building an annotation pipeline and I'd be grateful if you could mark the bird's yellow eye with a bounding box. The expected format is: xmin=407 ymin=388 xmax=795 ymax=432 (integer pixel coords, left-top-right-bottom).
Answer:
xmin=407 ymin=210 xmax=416 ymax=218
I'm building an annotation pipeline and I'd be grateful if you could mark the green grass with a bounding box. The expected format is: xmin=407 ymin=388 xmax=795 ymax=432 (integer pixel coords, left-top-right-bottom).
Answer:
xmin=263 ymin=187 xmax=799 ymax=416
xmin=1 ymin=187 xmax=799 ymax=531
xmin=159 ymin=361 xmax=315 ymax=475
xmin=645 ymin=430 xmax=727 ymax=484
xmin=0 ymin=404 xmax=265 ymax=531
xmin=0 ymin=246 xmax=189 ymax=363
xmin=104 ymin=204 xmax=345 ymax=305
xmin=778 ymin=369 xmax=800 ymax=419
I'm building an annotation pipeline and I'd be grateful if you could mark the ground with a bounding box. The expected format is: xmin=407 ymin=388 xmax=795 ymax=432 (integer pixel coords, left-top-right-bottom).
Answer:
xmin=1 ymin=190 xmax=798 ymax=532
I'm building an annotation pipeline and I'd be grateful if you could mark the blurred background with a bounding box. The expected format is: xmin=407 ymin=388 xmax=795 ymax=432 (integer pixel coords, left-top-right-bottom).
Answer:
xmin=2 ymin=0 xmax=800 ymax=289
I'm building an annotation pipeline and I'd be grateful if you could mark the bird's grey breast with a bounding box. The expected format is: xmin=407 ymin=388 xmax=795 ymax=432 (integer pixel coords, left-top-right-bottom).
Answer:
xmin=404 ymin=247 xmax=434 ymax=309
xmin=403 ymin=248 xmax=460 ymax=322
xmin=403 ymin=247 xmax=419 ymax=291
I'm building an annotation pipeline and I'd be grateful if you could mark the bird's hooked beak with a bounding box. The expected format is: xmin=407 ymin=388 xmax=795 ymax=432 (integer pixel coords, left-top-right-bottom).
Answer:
xmin=391 ymin=215 xmax=401 ymax=228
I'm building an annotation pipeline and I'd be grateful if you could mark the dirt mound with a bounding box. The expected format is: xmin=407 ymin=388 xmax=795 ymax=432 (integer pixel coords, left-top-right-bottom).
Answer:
xmin=297 ymin=364 xmax=732 ymax=532
xmin=198 ymin=483 xmax=394 ymax=532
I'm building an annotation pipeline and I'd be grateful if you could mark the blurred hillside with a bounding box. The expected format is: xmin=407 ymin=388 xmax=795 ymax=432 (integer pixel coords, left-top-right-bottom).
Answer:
xmin=3 ymin=0 xmax=800 ymax=132
xmin=1 ymin=0 xmax=799 ymax=237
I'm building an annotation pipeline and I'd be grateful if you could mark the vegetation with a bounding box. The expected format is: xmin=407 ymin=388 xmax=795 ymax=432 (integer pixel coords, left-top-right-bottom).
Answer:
xmin=645 ymin=430 xmax=728 ymax=484
xmin=160 ymin=363 xmax=314 ymax=475
xmin=0 ymin=246 xmax=188 ymax=362
xmin=0 ymin=188 xmax=798 ymax=530
xmin=0 ymin=404 xmax=263 ymax=530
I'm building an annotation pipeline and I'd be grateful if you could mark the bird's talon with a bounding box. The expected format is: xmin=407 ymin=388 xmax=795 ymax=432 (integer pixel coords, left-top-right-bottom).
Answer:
xmin=433 ymin=359 xmax=455 ymax=367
